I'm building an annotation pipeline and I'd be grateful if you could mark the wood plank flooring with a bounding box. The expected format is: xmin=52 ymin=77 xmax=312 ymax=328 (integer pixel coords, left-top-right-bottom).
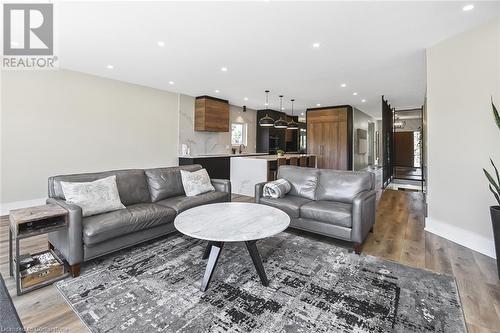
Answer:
xmin=1 ymin=190 xmax=499 ymax=332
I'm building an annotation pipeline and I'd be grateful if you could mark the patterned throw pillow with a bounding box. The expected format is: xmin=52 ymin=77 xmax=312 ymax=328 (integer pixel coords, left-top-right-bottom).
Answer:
xmin=180 ymin=169 xmax=215 ymax=197
xmin=60 ymin=175 xmax=126 ymax=217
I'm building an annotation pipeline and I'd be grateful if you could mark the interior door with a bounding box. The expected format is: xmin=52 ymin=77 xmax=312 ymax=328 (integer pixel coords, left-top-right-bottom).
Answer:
xmin=394 ymin=131 xmax=414 ymax=167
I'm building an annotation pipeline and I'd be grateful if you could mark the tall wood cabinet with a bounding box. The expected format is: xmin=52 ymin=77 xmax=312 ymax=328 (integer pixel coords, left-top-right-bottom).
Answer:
xmin=306 ymin=106 xmax=352 ymax=170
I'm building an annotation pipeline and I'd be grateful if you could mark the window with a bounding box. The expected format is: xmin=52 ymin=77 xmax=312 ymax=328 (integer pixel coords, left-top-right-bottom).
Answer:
xmin=231 ymin=123 xmax=247 ymax=145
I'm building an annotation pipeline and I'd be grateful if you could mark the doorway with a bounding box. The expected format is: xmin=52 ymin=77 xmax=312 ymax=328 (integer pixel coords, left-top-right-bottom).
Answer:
xmin=391 ymin=108 xmax=424 ymax=191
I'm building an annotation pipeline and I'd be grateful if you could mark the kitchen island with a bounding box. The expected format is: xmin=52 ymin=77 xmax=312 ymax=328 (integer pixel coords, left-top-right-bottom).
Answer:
xmin=230 ymin=154 xmax=316 ymax=196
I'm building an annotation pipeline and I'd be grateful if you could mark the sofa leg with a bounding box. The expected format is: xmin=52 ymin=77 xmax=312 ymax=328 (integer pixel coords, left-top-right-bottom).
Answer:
xmin=48 ymin=241 xmax=54 ymax=250
xmin=69 ymin=263 xmax=81 ymax=277
xmin=353 ymin=243 xmax=362 ymax=255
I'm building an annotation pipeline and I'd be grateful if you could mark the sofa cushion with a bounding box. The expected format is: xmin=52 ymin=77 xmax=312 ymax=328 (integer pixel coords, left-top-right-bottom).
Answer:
xmin=156 ymin=191 xmax=228 ymax=213
xmin=145 ymin=165 xmax=202 ymax=202
xmin=277 ymin=166 xmax=319 ymax=200
xmin=49 ymin=169 xmax=151 ymax=206
xmin=316 ymin=170 xmax=374 ymax=203
xmin=300 ymin=201 xmax=352 ymax=228
xmin=82 ymin=203 xmax=176 ymax=245
xmin=259 ymin=195 xmax=312 ymax=218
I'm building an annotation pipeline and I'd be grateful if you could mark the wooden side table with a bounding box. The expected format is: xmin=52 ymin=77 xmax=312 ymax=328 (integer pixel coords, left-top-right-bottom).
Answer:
xmin=9 ymin=204 xmax=70 ymax=296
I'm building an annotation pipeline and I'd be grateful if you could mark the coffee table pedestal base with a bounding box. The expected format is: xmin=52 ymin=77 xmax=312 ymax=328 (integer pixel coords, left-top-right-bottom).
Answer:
xmin=200 ymin=241 xmax=269 ymax=292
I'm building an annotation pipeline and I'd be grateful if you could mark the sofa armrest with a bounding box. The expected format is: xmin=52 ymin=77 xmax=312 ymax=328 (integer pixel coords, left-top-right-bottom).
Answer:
xmin=254 ymin=182 xmax=267 ymax=203
xmin=46 ymin=198 xmax=84 ymax=266
xmin=351 ymin=190 xmax=376 ymax=244
xmin=211 ymin=179 xmax=231 ymax=194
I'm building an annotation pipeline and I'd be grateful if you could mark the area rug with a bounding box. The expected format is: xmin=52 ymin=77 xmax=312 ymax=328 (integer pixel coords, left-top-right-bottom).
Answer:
xmin=56 ymin=233 xmax=466 ymax=332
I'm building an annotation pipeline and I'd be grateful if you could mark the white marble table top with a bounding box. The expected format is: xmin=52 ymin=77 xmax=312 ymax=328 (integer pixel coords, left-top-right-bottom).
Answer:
xmin=174 ymin=202 xmax=290 ymax=242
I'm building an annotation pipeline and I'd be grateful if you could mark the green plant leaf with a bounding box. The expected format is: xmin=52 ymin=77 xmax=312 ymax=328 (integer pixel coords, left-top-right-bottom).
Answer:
xmin=489 ymin=184 xmax=500 ymax=206
xmin=493 ymin=99 xmax=500 ymax=131
xmin=491 ymin=158 xmax=500 ymax=187
xmin=483 ymin=168 xmax=500 ymax=194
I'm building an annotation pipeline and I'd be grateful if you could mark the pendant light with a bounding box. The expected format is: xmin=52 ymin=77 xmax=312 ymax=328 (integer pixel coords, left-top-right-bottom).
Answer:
xmin=274 ymin=95 xmax=288 ymax=129
xmin=259 ymin=90 xmax=274 ymax=127
xmin=287 ymin=99 xmax=299 ymax=130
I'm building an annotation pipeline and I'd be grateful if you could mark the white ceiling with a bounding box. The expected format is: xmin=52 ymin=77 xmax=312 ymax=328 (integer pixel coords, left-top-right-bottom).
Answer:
xmin=56 ymin=1 xmax=500 ymax=118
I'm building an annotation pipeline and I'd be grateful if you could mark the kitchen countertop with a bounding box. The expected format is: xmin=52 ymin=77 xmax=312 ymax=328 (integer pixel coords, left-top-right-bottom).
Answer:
xmin=238 ymin=154 xmax=315 ymax=161
xmin=179 ymin=153 xmax=269 ymax=159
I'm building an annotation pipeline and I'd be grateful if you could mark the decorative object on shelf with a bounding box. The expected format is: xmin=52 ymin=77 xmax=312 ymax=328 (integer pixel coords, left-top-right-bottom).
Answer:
xmin=276 ymin=149 xmax=285 ymax=156
xmin=259 ymin=90 xmax=274 ymax=127
xmin=483 ymin=99 xmax=500 ymax=279
xmin=274 ymin=95 xmax=288 ymax=129
xmin=287 ymin=99 xmax=299 ymax=130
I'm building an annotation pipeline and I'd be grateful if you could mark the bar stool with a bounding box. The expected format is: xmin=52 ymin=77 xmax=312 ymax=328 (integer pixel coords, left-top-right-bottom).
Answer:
xmin=307 ymin=156 xmax=317 ymax=168
xmin=289 ymin=157 xmax=299 ymax=166
xmin=299 ymin=156 xmax=308 ymax=167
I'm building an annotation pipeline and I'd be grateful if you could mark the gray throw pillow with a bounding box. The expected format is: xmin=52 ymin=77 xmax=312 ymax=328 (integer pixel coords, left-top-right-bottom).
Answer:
xmin=180 ymin=169 xmax=215 ymax=197
xmin=60 ymin=175 xmax=126 ymax=217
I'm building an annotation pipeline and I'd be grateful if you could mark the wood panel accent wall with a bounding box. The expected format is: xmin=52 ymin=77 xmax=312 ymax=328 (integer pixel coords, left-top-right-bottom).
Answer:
xmin=306 ymin=106 xmax=352 ymax=170
xmin=195 ymin=96 xmax=229 ymax=132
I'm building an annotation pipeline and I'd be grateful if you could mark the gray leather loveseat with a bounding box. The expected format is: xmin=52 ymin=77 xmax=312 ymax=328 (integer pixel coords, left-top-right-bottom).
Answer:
xmin=47 ymin=165 xmax=231 ymax=277
xmin=255 ymin=166 xmax=376 ymax=253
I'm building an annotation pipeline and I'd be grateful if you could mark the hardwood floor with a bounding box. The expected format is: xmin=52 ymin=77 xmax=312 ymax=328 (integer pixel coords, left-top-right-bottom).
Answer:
xmin=1 ymin=190 xmax=499 ymax=332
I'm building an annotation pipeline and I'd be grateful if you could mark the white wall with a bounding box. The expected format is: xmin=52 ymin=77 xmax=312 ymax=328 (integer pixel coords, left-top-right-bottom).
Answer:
xmin=426 ymin=18 xmax=500 ymax=258
xmin=1 ymin=70 xmax=179 ymax=213
xmin=178 ymin=94 xmax=257 ymax=156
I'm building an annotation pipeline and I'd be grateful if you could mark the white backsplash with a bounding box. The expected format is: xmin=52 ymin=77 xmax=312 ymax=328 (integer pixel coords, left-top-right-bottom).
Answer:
xmin=178 ymin=94 xmax=257 ymax=156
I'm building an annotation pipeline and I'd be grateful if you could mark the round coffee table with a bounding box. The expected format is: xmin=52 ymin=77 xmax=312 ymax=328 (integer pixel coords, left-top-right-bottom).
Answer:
xmin=174 ymin=202 xmax=290 ymax=291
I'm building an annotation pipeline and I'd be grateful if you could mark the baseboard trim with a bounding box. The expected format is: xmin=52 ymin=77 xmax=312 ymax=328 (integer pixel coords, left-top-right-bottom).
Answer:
xmin=0 ymin=198 xmax=46 ymax=216
xmin=425 ymin=218 xmax=496 ymax=259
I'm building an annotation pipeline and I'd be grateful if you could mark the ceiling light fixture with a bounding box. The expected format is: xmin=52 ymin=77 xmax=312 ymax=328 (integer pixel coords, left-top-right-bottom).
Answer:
xmin=316 ymin=103 xmax=321 ymax=107
xmin=244 ymin=97 xmax=248 ymax=101
xmin=353 ymin=92 xmax=358 ymax=96
xmin=274 ymin=95 xmax=288 ymax=129
xmin=312 ymin=42 xmax=320 ymax=48
xmin=220 ymin=67 xmax=228 ymax=72
xmin=215 ymin=89 xmax=220 ymax=93
xmin=301 ymin=112 xmax=305 ymax=116
xmin=340 ymin=83 xmax=347 ymax=88
xmin=106 ymin=64 xmax=114 ymax=69
xmin=168 ymin=81 xmax=175 ymax=85
xmin=287 ymin=99 xmax=299 ymax=130
xmin=361 ymin=99 xmax=366 ymax=103
xmin=157 ymin=41 xmax=165 ymax=47
xmin=259 ymin=90 xmax=274 ymax=127
xmin=462 ymin=4 xmax=474 ymax=11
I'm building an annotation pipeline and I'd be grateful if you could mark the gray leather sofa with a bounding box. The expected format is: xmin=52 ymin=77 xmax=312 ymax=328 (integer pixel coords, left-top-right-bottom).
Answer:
xmin=47 ymin=165 xmax=231 ymax=277
xmin=255 ymin=166 xmax=376 ymax=254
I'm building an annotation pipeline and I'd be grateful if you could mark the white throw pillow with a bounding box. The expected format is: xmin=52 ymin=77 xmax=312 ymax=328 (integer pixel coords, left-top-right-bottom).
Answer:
xmin=60 ymin=175 xmax=126 ymax=217
xmin=180 ymin=169 xmax=215 ymax=197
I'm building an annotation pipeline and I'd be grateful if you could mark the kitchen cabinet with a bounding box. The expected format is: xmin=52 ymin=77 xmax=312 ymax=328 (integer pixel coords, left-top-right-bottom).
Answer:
xmin=195 ymin=96 xmax=229 ymax=132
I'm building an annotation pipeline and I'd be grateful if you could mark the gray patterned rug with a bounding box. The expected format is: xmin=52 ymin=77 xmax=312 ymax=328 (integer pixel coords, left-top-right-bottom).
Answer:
xmin=56 ymin=232 xmax=466 ymax=332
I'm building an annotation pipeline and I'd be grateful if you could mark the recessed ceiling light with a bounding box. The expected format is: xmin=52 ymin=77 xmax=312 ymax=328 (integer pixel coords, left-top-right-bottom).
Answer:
xmin=312 ymin=42 xmax=320 ymax=48
xmin=361 ymin=99 xmax=366 ymax=103
xmin=316 ymin=103 xmax=321 ymax=107
xmin=220 ymin=67 xmax=228 ymax=72
xmin=281 ymin=107 xmax=285 ymax=110
xmin=340 ymin=83 xmax=347 ymax=88
xmin=215 ymin=89 xmax=220 ymax=93
xmin=244 ymin=97 xmax=248 ymax=101
xmin=301 ymin=112 xmax=305 ymax=116
xmin=462 ymin=4 xmax=474 ymax=11
xmin=168 ymin=81 xmax=174 ymax=85
xmin=157 ymin=41 xmax=165 ymax=47
xmin=106 ymin=64 xmax=114 ymax=69
xmin=353 ymin=92 xmax=358 ymax=96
